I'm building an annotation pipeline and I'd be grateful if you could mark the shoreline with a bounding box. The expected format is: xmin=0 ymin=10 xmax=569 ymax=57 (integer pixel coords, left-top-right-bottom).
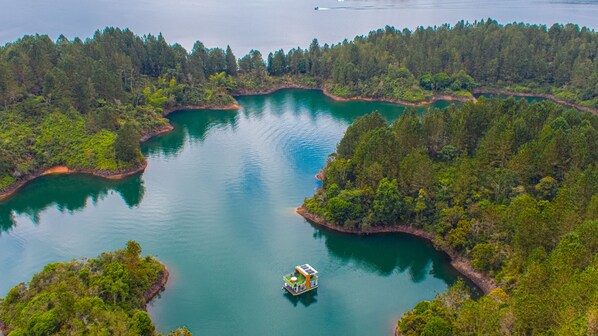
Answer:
xmin=143 ymin=262 xmax=170 ymax=310
xmin=2 ymin=85 xmax=594 ymax=202
xmin=0 ymin=102 xmax=240 ymax=202
xmin=234 ymin=83 xmax=475 ymax=106
xmin=0 ymin=261 xmax=170 ymax=335
xmin=321 ymin=87 xmax=475 ymax=106
xmin=296 ymin=205 xmax=498 ymax=295
xmin=161 ymin=102 xmax=240 ymax=116
xmin=0 ymin=162 xmax=147 ymax=202
xmin=234 ymin=83 xmax=598 ymax=114
xmin=473 ymin=88 xmax=598 ymax=115
xmin=234 ymin=83 xmax=319 ymax=97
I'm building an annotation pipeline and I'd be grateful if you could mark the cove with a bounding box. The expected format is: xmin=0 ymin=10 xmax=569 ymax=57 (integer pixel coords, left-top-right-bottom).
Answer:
xmin=1 ymin=90 xmax=463 ymax=335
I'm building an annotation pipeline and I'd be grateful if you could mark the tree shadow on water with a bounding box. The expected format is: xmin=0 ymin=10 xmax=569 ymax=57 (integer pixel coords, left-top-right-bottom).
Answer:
xmin=309 ymin=222 xmax=456 ymax=285
xmin=0 ymin=173 xmax=145 ymax=233
xmin=143 ymin=109 xmax=239 ymax=158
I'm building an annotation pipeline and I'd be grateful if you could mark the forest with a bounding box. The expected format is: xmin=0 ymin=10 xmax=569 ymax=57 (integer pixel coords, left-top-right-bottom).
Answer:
xmin=303 ymin=98 xmax=598 ymax=334
xmin=1 ymin=19 xmax=598 ymax=193
xmin=0 ymin=241 xmax=191 ymax=336
xmin=1 ymin=19 xmax=598 ymax=335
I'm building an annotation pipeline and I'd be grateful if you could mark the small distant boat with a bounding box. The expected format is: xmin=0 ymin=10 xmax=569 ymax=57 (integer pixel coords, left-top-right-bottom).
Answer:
xmin=314 ymin=6 xmax=319 ymax=10
xmin=282 ymin=264 xmax=319 ymax=296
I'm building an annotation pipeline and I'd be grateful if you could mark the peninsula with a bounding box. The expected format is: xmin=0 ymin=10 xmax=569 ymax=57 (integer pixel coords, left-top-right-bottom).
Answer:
xmin=298 ymin=100 xmax=598 ymax=334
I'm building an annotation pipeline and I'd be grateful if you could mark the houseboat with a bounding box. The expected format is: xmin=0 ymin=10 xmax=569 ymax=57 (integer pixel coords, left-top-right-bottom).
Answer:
xmin=282 ymin=264 xmax=318 ymax=296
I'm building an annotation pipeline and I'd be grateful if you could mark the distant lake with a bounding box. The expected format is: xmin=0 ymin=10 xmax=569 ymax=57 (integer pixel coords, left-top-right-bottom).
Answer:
xmin=2 ymin=0 xmax=598 ymax=55
xmin=0 ymin=90 xmax=465 ymax=335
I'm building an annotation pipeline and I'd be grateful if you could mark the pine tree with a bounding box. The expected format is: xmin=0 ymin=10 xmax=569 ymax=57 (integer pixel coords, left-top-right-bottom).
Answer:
xmin=114 ymin=123 xmax=140 ymax=164
xmin=225 ymin=45 xmax=237 ymax=76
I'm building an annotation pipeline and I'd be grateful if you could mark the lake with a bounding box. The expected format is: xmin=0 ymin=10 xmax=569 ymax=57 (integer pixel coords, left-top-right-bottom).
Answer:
xmin=1 ymin=0 xmax=598 ymax=56
xmin=0 ymin=90 xmax=463 ymax=335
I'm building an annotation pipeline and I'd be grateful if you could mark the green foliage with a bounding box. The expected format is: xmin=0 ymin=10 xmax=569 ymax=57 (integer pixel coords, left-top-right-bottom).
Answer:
xmin=336 ymin=111 xmax=386 ymax=158
xmin=225 ymin=45 xmax=237 ymax=76
xmin=447 ymin=219 xmax=472 ymax=251
xmin=1 ymin=22 xmax=598 ymax=334
xmin=318 ymin=21 xmax=597 ymax=106
xmin=114 ymin=123 xmax=142 ymax=165
xmin=129 ymin=310 xmax=155 ymax=336
xmin=399 ymin=149 xmax=434 ymax=196
xmin=306 ymin=98 xmax=598 ymax=334
xmin=470 ymin=243 xmax=501 ymax=273
xmin=326 ymin=189 xmax=367 ymax=227
xmin=398 ymin=281 xmax=470 ymax=335
xmin=421 ymin=316 xmax=452 ymax=336
xmin=322 ymin=158 xmax=353 ymax=190
xmin=0 ymin=30 xmax=244 ymax=193
xmin=371 ymin=178 xmax=403 ymax=225
xmin=167 ymin=327 xmax=193 ymax=336
xmin=0 ymin=241 xmax=167 ymax=335
xmin=535 ymin=176 xmax=558 ymax=200
xmin=3 ymin=22 xmax=598 ymax=194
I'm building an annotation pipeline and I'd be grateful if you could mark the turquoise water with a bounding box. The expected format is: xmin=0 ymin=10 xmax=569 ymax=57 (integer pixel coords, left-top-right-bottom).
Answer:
xmin=0 ymin=90 xmax=463 ymax=335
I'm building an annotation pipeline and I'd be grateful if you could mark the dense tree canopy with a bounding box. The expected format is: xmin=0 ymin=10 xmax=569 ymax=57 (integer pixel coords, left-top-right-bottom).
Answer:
xmin=1 ymin=20 xmax=597 ymax=192
xmin=0 ymin=241 xmax=191 ymax=335
xmin=1 ymin=19 xmax=598 ymax=336
xmin=0 ymin=28 xmax=240 ymax=191
xmin=304 ymin=98 xmax=598 ymax=334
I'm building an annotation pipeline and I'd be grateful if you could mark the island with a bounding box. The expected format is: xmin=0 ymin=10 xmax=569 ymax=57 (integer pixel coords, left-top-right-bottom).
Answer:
xmin=0 ymin=241 xmax=191 ymax=336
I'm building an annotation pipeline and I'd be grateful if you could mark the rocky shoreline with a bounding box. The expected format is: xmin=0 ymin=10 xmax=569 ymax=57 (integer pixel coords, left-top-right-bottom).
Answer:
xmin=473 ymin=88 xmax=598 ymax=114
xmin=233 ymin=83 xmax=597 ymax=115
xmin=234 ymin=83 xmax=319 ymax=96
xmin=0 ymin=87 xmax=473 ymax=202
xmin=139 ymin=124 xmax=175 ymax=142
xmin=0 ymin=262 xmax=170 ymax=335
xmin=0 ymin=102 xmax=241 ymax=202
xmin=321 ymin=87 xmax=475 ymax=106
xmin=296 ymin=205 xmax=498 ymax=295
xmin=234 ymin=83 xmax=475 ymax=106
xmin=0 ymin=161 xmax=148 ymax=202
xmin=2 ymin=86 xmax=593 ymax=202
xmin=143 ymin=263 xmax=170 ymax=310
xmin=161 ymin=102 xmax=240 ymax=116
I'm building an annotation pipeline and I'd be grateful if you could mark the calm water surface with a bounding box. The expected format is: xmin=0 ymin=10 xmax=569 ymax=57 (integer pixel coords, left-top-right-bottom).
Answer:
xmin=0 ymin=90 xmax=464 ymax=335
xmin=2 ymin=0 xmax=598 ymax=55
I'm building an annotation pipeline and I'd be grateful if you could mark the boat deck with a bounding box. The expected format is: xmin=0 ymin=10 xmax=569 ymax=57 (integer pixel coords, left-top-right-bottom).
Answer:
xmin=282 ymin=264 xmax=319 ymax=296
xmin=283 ymin=283 xmax=318 ymax=296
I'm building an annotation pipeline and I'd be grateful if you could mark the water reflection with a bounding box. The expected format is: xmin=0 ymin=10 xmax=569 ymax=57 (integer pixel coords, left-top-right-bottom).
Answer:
xmin=2 ymin=90 xmax=457 ymax=234
xmin=310 ymin=222 xmax=456 ymax=284
xmin=0 ymin=174 xmax=144 ymax=232
xmin=283 ymin=289 xmax=319 ymax=307
xmin=143 ymin=109 xmax=239 ymax=158
xmin=475 ymin=93 xmax=548 ymax=103
xmin=0 ymin=90 xmax=473 ymax=335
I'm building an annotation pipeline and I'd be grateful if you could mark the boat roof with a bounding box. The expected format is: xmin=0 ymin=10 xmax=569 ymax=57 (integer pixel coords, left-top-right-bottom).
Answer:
xmin=296 ymin=264 xmax=318 ymax=276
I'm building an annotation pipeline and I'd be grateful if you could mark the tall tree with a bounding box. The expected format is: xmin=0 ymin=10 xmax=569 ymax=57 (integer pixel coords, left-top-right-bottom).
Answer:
xmin=225 ymin=45 xmax=237 ymax=76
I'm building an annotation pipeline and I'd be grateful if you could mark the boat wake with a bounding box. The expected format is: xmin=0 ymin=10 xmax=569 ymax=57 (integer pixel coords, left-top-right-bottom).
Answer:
xmin=315 ymin=5 xmax=404 ymax=11
xmin=314 ymin=0 xmax=534 ymax=11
